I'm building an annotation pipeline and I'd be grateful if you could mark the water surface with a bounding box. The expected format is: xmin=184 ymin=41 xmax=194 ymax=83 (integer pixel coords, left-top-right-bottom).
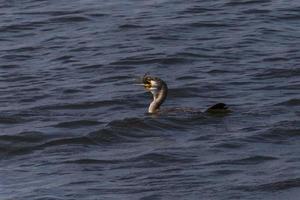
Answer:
xmin=1 ymin=0 xmax=300 ymax=199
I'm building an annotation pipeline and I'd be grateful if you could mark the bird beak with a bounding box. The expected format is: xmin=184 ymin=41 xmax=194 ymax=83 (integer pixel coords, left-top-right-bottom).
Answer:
xmin=143 ymin=83 xmax=151 ymax=90
xmin=134 ymin=82 xmax=151 ymax=89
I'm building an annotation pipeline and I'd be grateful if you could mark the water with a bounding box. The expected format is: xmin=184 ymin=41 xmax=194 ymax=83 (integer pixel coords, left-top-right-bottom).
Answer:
xmin=1 ymin=0 xmax=300 ymax=199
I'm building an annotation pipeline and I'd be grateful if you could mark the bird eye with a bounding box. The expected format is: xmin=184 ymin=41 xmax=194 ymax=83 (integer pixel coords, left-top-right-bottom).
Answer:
xmin=143 ymin=77 xmax=151 ymax=84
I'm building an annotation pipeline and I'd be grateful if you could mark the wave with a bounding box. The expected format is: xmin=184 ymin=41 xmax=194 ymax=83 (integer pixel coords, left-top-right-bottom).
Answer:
xmin=110 ymin=56 xmax=190 ymax=66
xmin=276 ymin=99 xmax=300 ymax=106
xmin=204 ymin=155 xmax=277 ymax=166
xmin=0 ymin=115 xmax=25 ymax=124
xmin=118 ymin=24 xmax=143 ymax=29
xmin=53 ymin=120 xmax=103 ymax=128
xmin=128 ymin=152 xmax=195 ymax=165
xmin=225 ymin=0 xmax=271 ymax=6
xmin=276 ymin=14 xmax=300 ymax=21
xmin=236 ymin=178 xmax=300 ymax=192
xmin=16 ymin=10 xmax=85 ymax=16
xmin=63 ymin=152 xmax=193 ymax=166
xmin=256 ymin=178 xmax=300 ymax=191
xmin=38 ymin=99 xmax=125 ymax=110
xmin=188 ymin=22 xmax=230 ymax=28
xmin=0 ymin=131 xmax=45 ymax=143
xmin=244 ymin=120 xmax=300 ymax=144
xmin=178 ymin=6 xmax=221 ymax=15
xmin=253 ymin=68 xmax=300 ymax=79
xmin=0 ymin=21 xmax=45 ymax=32
xmin=63 ymin=158 xmax=121 ymax=165
xmin=0 ymin=114 xmax=209 ymax=157
xmin=48 ymin=15 xmax=91 ymax=23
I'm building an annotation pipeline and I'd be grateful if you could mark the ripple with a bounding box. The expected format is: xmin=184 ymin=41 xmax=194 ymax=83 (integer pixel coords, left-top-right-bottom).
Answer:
xmin=88 ymin=13 xmax=109 ymax=18
xmin=0 ymin=131 xmax=45 ymax=143
xmin=1 ymin=54 xmax=32 ymax=61
xmin=176 ymin=75 xmax=198 ymax=80
xmin=0 ymin=64 xmax=19 ymax=69
xmin=53 ymin=120 xmax=103 ymax=128
xmin=253 ymin=68 xmax=300 ymax=79
xmin=129 ymin=152 xmax=194 ymax=164
xmin=52 ymin=55 xmax=73 ymax=61
xmin=237 ymin=178 xmax=300 ymax=192
xmin=91 ymin=75 xmax=132 ymax=84
xmin=118 ymin=24 xmax=143 ymax=29
xmin=17 ymin=10 xmax=84 ymax=16
xmin=262 ymin=57 xmax=289 ymax=62
xmin=257 ymin=178 xmax=300 ymax=191
xmin=19 ymin=94 xmax=51 ymax=103
xmin=106 ymin=116 xmax=194 ymax=134
xmin=179 ymin=6 xmax=221 ymax=14
xmin=213 ymin=142 xmax=244 ymax=149
xmin=0 ymin=21 xmax=45 ymax=32
xmin=277 ymin=99 xmax=300 ymax=106
xmin=207 ymin=69 xmax=232 ymax=74
xmin=63 ymin=158 xmax=121 ymax=165
xmin=39 ymin=99 xmax=125 ymax=110
xmin=62 ymin=89 xmax=81 ymax=94
xmin=245 ymin=120 xmax=300 ymax=143
xmin=107 ymin=117 xmax=158 ymax=131
xmin=242 ymin=9 xmax=271 ymax=14
xmin=1 ymin=0 xmax=300 ymax=199
xmin=37 ymin=136 xmax=97 ymax=149
xmin=0 ymin=130 xmax=128 ymax=157
xmin=0 ymin=131 xmax=47 ymax=156
xmin=0 ymin=76 xmax=38 ymax=84
xmin=87 ymin=128 xmax=133 ymax=143
xmin=225 ymin=0 xmax=271 ymax=6
xmin=276 ymin=14 xmax=300 ymax=21
xmin=110 ymin=56 xmax=189 ymax=65
xmin=77 ymin=64 xmax=103 ymax=70
xmin=48 ymin=15 xmax=91 ymax=23
xmin=0 ymin=115 xmax=25 ymax=124
xmin=188 ymin=22 xmax=230 ymax=28
xmin=168 ymin=87 xmax=200 ymax=98
xmin=204 ymin=155 xmax=277 ymax=166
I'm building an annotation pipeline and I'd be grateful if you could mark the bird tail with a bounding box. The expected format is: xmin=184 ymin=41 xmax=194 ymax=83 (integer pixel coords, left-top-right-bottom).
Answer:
xmin=206 ymin=103 xmax=230 ymax=113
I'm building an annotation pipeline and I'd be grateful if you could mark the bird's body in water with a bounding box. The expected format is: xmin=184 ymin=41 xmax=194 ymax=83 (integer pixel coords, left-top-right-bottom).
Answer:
xmin=142 ymin=74 xmax=230 ymax=114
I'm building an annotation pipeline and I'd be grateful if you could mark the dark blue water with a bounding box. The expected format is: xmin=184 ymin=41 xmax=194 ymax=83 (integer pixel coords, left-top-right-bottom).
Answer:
xmin=1 ymin=0 xmax=300 ymax=199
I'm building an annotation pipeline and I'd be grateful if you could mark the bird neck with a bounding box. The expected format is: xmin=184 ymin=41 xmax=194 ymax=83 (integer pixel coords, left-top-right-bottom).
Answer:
xmin=148 ymin=82 xmax=168 ymax=113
